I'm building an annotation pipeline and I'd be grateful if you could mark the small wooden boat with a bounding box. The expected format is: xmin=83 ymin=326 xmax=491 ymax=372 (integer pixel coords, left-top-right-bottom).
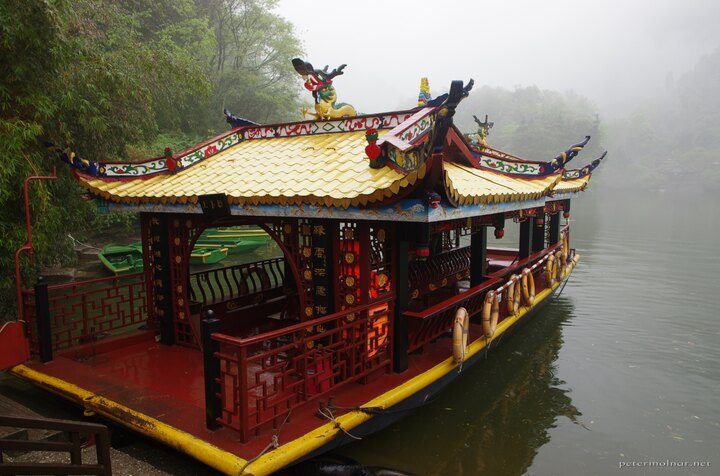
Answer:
xmin=97 ymin=242 xmax=143 ymax=275
xmin=189 ymin=246 xmax=228 ymax=265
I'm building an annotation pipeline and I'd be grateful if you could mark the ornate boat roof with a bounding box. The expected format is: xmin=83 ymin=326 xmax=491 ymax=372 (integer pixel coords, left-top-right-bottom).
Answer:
xmin=76 ymin=120 xmax=426 ymax=209
xmin=55 ymin=58 xmax=606 ymax=218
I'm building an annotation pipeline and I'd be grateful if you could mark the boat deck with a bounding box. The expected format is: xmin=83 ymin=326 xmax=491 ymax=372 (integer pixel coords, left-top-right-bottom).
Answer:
xmin=21 ymin=323 xmax=481 ymax=459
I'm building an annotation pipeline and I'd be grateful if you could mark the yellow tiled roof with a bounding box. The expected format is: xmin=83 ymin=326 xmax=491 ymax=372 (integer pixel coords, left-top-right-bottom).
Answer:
xmin=553 ymin=175 xmax=590 ymax=193
xmin=444 ymin=162 xmax=561 ymax=205
xmin=79 ymin=130 xmax=425 ymax=208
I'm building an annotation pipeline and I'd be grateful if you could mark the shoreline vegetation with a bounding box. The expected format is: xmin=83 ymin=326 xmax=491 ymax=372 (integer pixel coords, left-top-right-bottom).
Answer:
xmin=2 ymin=1 xmax=719 ymax=319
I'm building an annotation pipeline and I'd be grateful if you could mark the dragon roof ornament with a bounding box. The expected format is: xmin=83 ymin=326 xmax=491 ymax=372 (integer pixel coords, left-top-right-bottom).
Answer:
xmin=292 ymin=58 xmax=357 ymax=120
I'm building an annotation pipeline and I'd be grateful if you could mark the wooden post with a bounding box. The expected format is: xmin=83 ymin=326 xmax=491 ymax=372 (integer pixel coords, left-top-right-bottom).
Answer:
xmin=519 ymin=219 xmax=532 ymax=260
xmin=548 ymin=212 xmax=561 ymax=245
xmin=156 ymin=216 xmax=175 ymax=345
xmin=532 ymin=212 xmax=545 ymax=253
xmin=35 ymin=276 xmax=52 ymax=363
xmin=201 ymin=311 xmax=221 ymax=430
xmin=470 ymin=226 xmax=487 ymax=286
xmin=392 ymin=224 xmax=410 ymax=373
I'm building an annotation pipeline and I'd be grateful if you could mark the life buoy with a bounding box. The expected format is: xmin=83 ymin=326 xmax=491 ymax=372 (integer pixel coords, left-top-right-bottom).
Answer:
xmin=506 ymin=275 xmax=520 ymax=316
xmin=521 ymin=268 xmax=535 ymax=306
xmin=452 ymin=307 xmax=469 ymax=363
xmin=545 ymin=253 xmax=556 ymax=287
xmin=513 ymin=275 xmax=522 ymax=311
xmin=482 ymin=291 xmax=499 ymax=338
xmin=555 ymin=253 xmax=564 ymax=281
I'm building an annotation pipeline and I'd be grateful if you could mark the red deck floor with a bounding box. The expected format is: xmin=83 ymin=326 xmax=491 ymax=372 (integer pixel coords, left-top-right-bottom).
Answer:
xmin=24 ymin=324 xmax=483 ymax=460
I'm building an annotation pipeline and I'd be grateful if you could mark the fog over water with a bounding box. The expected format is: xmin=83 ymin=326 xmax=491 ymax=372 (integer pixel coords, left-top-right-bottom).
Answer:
xmin=276 ymin=0 xmax=720 ymax=117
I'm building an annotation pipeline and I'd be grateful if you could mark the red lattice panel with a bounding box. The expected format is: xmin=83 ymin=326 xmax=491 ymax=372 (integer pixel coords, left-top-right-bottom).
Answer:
xmin=213 ymin=297 xmax=394 ymax=442
xmin=23 ymin=273 xmax=147 ymax=354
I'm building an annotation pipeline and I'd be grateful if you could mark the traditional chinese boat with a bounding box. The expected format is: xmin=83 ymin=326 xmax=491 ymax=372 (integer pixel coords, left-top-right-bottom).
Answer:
xmin=2 ymin=58 xmax=605 ymax=475
xmin=97 ymin=242 xmax=143 ymax=275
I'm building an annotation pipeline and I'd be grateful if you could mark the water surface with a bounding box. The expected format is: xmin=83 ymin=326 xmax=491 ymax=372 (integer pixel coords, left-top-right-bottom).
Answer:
xmin=337 ymin=188 xmax=720 ymax=475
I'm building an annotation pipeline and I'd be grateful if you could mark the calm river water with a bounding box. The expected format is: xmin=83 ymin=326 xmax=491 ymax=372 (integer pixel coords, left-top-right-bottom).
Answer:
xmin=336 ymin=188 xmax=720 ymax=475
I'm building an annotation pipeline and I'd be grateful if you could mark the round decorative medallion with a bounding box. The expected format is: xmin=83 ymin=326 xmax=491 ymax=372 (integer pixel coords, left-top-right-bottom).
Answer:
xmin=345 ymin=294 xmax=355 ymax=304
xmin=345 ymin=276 xmax=355 ymax=287
xmin=303 ymin=269 xmax=313 ymax=281
xmin=344 ymin=252 xmax=355 ymax=264
xmin=305 ymin=306 xmax=314 ymax=317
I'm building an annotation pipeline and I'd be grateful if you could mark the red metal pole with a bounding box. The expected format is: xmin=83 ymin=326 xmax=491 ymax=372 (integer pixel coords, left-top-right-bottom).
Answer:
xmin=15 ymin=168 xmax=58 ymax=322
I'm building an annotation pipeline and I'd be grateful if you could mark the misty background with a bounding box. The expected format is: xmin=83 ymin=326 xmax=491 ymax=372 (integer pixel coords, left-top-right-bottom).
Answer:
xmin=2 ymin=0 xmax=720 ymax=315
xmin=278 ymin=0 xmax=720 ymax=193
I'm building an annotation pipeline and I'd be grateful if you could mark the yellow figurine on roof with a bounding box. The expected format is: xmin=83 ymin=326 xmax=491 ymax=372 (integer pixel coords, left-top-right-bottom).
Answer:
xmin=292 ymin=58 xmax=357 ymax=120
xmin=417 ymin=77 xmax=432 ymax=106
xmin=467 ymin=114 xmax=494 ymax=146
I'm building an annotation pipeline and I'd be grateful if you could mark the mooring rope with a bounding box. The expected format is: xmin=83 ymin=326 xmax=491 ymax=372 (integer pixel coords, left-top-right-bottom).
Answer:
xmin=317 ymin=406 xmax=362 ymax=441
xmin=67 ymin=234 xmax=102 ymax=251
xmin=237 ymin=410 xmax=291 ymax=475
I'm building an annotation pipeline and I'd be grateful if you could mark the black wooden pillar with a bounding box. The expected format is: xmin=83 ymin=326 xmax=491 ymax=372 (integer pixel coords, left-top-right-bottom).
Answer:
xmin=201 ymin=311 xmax=221 ymax=430
xmin=392 ymin=223 xmax=411 ymax=373
xmin=470 ymin=226 xmax=487 ymax=286
xmin=532 ymin=214 xmax=546 ymax=253
xmin=548 ymin=212 xmax=561 ymax=245
xmin=146 ymin=215 xmax=174 ymax=345
xmin=519 ymin=219 xmax=533 ymax=260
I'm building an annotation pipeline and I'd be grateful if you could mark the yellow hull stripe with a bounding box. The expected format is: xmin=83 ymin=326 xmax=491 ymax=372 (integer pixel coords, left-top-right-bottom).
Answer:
xmin=11 ymin=257 xmax=577 ymax=475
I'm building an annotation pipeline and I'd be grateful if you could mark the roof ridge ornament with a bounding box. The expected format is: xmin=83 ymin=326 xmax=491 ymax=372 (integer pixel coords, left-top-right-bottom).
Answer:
xmin=539 ymin=136 xmax=591 ymax=175
xmin=223 ymin=108 xmax=259 ymax=128
xmin=41 ymin=139 xmax=100 ymax=176
xmin=563 ymin=151 xmax=608 ymax=179
xmin=466 ymin=114 xmax=494 ymax=146
xmin=292 ymin=58 xmax=357 ymax=121
xmin=431 ymin=79 xmax=474 ymax=151
xmin=417 ymin=78 xmax=432 ymax=106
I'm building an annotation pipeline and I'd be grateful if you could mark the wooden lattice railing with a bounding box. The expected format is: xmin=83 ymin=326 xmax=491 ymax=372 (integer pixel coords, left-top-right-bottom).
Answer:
xmin=211 ymin=297 xmax=393 ymax=442
xmin=409 ymin=246 xmax=471 ymax=294
xmin=404 ymin=245 xmax=564 ymax=353
xmin=405 ymin=277 xmax=501 ymax=352
xmin=188 ymin=257 xmax=285 ymax=305
xmin=22 ymin=273 xmax=147 ymax=355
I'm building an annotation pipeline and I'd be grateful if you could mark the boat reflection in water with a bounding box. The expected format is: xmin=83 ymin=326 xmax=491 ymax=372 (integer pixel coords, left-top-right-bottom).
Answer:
xmin=335 ymin=297 xmax=581 ymax=476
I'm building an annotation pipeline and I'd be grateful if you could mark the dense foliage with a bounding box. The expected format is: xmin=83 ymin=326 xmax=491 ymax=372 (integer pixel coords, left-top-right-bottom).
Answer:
xmin=0 ymin=0 xmax=303 ymax=318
